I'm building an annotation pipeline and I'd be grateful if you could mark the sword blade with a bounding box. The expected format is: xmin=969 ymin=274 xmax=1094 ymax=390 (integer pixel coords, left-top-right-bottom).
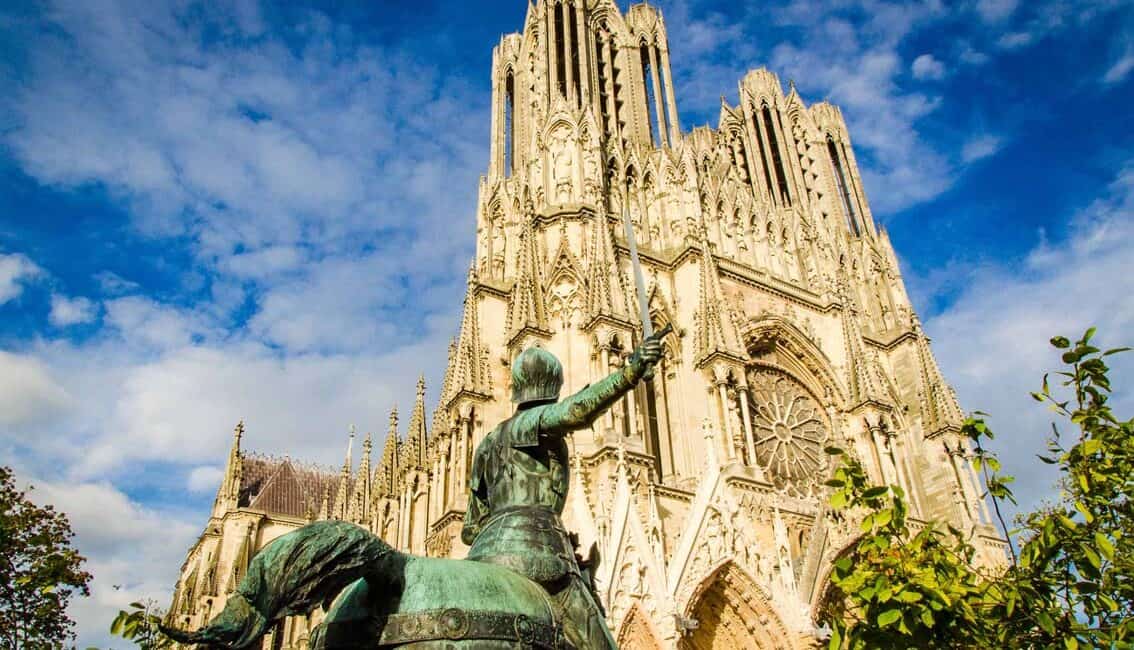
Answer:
xmin=620 ymin=206 xmax=653 ymax=340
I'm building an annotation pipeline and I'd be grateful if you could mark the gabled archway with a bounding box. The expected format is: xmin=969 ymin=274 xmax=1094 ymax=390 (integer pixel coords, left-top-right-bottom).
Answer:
xmin=682 ymin=562 xmax=796 ymax=650
xmin=617 ymin=603 xmax=665 ymax=650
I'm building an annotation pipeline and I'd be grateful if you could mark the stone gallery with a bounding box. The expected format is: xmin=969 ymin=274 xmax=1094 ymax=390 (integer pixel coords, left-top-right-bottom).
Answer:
xmin=165 ymin=1 xmax=1006 ymax=647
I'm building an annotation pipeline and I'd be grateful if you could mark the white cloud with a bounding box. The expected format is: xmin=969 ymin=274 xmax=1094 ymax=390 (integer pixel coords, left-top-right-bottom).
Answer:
xmin=926 ymin=162 xmax=1134 ymax=514
xmin=0 ymin=351 xmax=73 ymax=427
xmin=958 ymin=42 xmax=990 ymax=65
xmin=1102 ymin=48 xmax=1134 ymax=85
xmin=997 ymin=31 xmax=1034 ymax=50
xmin=0 ymin=252 xmax=42 ymax=304
xmin=49 ymin=294 xmax=98 ymax=327
xmin=103 ymin=296 xmax=218 ymax=351
xmin=1 ymin=0 xmax=483 ymax=337
xmin=17 ymin=476 xmax=199 ymax=649
xmin=187 ymin=465 xmax=224 ymax=493
xmin=976 ymin=0 xmax=1019 ymax=22
xmin=911 ymin=53 xmax=946 ymax=80
xmin=93 ymin=270 xmax=140 ymax=295
xmin=960 ymin=134 xmax=1003 ymax=163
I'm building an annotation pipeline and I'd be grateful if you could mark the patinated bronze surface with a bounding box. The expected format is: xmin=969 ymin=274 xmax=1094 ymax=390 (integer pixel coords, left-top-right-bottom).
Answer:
xmin=163 ymin=328 xmax=666 ymax=649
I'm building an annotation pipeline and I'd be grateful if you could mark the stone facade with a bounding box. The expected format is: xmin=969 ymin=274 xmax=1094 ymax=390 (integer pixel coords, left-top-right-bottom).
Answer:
xmin=167 ymin=2 xmax=1008 ymax=648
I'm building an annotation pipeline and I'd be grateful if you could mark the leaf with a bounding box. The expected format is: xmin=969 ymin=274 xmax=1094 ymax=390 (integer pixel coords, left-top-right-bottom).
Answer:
xmin=920 ymin=609 xmax=935 ymax=628
xmin=877 ymin=609 xmax=901 ymax=628
xmin=1095 ymin=533 xmax=1115 ymax=560
xmin=1103 ymin=347 xmax=1132 ymax=356
xmin=862 ymin=486 xmax=888 ymax=499
xmin=1036 ymin=611 xmax=1055 ymax=635
xmin=1051 ymin=336 xmax=1071 ymax=349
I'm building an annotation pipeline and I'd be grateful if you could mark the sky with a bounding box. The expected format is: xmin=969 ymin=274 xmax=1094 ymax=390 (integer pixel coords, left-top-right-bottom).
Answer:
xmin=0 ymin=0 xmax=1131 ymax=646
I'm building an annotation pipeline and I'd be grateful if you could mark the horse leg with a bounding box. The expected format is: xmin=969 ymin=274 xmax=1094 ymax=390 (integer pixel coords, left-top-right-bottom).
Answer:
xmin=161 ymin=521 xmax=398 ymax=649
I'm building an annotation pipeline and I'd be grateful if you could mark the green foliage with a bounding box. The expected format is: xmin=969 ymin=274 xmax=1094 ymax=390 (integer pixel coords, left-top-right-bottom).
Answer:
xmin=822 ymin=448 xmax=1001 ymax=649
xmin=821 ymin=329 xmax=1134 ymax=649
xmin=0 ymin=465 xmax=93 ymax=649
xmin=109 ymin=600 xmax=174 ymax=649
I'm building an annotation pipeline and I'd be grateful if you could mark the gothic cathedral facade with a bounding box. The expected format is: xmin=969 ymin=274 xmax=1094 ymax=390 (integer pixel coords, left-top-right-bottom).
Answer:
xmin=167 ymin=2 xmax=1007 ymax=648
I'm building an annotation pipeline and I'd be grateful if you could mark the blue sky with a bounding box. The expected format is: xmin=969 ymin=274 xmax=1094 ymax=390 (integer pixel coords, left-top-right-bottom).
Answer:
xmin=0 ymin=0 xmax=1131 ymax=645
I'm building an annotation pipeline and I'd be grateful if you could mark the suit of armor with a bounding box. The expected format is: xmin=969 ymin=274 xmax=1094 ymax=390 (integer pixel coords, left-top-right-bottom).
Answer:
xmin=462 ymin=341 xmax=662 ymax=650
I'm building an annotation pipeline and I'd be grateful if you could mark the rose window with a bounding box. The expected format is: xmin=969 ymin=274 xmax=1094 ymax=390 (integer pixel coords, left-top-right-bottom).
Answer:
xmin=747 ymin=369 xmax=829 ymax=494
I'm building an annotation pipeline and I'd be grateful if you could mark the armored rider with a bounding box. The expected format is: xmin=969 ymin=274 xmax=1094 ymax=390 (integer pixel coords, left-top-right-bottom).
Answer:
xmin=461 ymin=328 xmax=668 ymax=650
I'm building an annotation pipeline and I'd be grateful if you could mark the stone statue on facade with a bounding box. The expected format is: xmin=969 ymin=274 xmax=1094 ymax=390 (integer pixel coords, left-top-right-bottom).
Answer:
xmin=163 ymin=328 xmax=669 ymax=649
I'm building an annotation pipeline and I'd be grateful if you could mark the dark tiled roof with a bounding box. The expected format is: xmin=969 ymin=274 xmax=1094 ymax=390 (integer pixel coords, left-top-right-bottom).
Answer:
xmin=238 ymin=453 xmax=346 ymax=519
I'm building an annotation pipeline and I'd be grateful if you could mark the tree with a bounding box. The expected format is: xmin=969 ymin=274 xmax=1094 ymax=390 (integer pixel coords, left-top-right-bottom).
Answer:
xmin=0 ymin=466 xmax=93 ymax=649
xmin=822 ymin=329 xmax=1134 ymax=649
xmin=109 ymin=601 xmax=174 ymax=649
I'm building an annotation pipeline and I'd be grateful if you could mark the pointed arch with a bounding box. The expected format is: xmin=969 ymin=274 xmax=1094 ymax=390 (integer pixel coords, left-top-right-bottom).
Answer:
xmin=741 ymin=315 xmax=847 ymax=408
xmin=618 ymin=603 xmax=665 ymax=650
xmin=682 ymin=561 xmax=796 ymax=650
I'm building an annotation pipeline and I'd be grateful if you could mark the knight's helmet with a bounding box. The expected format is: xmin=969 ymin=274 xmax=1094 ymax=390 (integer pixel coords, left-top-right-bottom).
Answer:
xmin=511 ymin=346 xmax=564 ymax=405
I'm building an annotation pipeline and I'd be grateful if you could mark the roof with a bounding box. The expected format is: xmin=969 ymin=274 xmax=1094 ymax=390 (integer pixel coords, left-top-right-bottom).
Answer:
xmin=237 ymin=453 xmax=346 ymax=519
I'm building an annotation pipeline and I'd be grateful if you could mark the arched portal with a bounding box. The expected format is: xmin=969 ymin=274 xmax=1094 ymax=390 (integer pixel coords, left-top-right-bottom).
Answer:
xmin=682 ymin=563 xmax=795 ymax=650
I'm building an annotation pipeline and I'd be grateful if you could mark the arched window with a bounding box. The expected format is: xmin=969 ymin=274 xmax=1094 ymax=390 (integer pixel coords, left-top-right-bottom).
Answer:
xmin=504 ymin=71 xmax=515 ymax=176
xmin=568 ymin=3 xmax=581 ymax=101
xmin=554 ymin=3 xmax=567 ymax=98
xmin=640 ymin=44 xmax=662 ymax=146
xmin=827 ymin=137 xmax=860 ymax=236
xmin=762 ymin=105 xmax=792 ymax=205
xmin=751 ymin=110 xmax=777 ymax=201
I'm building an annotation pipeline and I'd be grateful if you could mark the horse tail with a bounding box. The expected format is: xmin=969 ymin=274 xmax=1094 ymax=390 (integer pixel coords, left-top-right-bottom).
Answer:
xmin=161 ymin=520 xmax=399 ymax=649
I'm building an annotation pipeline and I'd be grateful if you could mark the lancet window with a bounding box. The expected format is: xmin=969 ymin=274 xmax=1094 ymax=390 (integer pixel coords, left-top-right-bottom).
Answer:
xmin=827 ymin=137 xmax=860 ymax=236
xmin=751 ymin=110 xmax=777 ymax=202
xmin=640 ymin=45 xmax=661 ymax=146
xmin=567 ymin=4 xmax=581 ymax=102
xmin=554 ymin=4 xmax=567 ymax=98
xmin=504 ymin=71 xmax=515 ymax=176
xmin=762 ymin=106 xmax=792 ymax=205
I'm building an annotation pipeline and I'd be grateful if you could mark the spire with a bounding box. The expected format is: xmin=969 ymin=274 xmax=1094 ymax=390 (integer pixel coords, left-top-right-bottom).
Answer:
xmin=375 ymin=406 xmax=400 ymax=498
xmin=213 ymin=420 xmax=245 ymax=517
xmin=838 ymin=278 xmax=884 ymax=408
xmin=348 ymin=430 xmax=372 ymax=524
xmin=585 ymin=214 xmax=632 ymax=324
xmin=693 ymin=234 xmax=743 ymax=366
xmin=912 ymin=316 xmax=964 ymax=432
xmin=506 ymin=219 xmax=549 ymax=338
xmin=405 ymin=376 xmax=428 ymax=469
xmin=451 ymin=265 xmax=491 ymax=402
xmin=433 ymin=338 xmax=458 ymax=433
xmin=332 ymin=428 xmax=354 ymax=520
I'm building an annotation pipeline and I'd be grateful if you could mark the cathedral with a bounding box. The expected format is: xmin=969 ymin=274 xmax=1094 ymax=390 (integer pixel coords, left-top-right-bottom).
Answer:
xmin=166 ymin=1 xmax=1007 ymax=648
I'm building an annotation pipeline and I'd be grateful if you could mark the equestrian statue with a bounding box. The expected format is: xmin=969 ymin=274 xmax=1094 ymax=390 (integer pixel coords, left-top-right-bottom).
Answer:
xmin=163 ymin=324 xmax=670 ymax=649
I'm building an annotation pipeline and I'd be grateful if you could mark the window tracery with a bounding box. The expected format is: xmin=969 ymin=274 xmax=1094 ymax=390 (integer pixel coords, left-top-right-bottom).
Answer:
xmin=746 ymin=368 xmax=829 ymax=496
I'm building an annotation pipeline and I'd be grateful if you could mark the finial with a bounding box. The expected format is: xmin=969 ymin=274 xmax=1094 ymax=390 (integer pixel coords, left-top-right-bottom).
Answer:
xmin=417 ymin=374 xmax=426 ymax=396
xmin=234 ymin=420 xmax=245 ymax=440
xmin=789 ymin=79 xmax=797 ymax=94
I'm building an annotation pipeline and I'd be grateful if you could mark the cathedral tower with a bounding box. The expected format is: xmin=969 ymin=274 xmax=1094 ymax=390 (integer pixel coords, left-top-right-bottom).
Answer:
xmin=168 ymin=2 xmax=1005 ymax=648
